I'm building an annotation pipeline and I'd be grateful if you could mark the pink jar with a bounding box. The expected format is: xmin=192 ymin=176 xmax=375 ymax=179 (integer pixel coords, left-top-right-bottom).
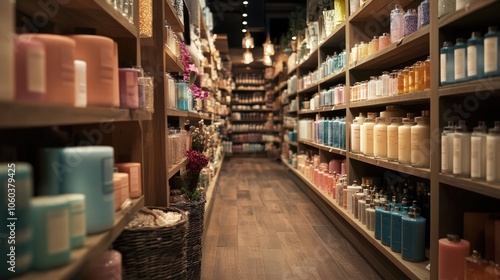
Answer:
xmin=14 ymin=36 xmax=46 ymax=103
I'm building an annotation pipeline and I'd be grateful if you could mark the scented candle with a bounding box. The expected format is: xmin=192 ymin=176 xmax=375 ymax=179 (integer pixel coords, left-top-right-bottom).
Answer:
xmin=438 ymin=234 xmax=470 ymax=280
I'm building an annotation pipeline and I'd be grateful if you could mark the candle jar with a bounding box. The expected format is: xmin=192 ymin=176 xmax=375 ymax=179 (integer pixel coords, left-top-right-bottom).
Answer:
xmin=471 ymin=121 xmax=488 ymax=180
xmin=388 ymin=117 xmax=402 ymax=161
xmin=467 ymin=32 xmax=484 ymax=80
xmin=484 ymin=26 xmax=500 ymax=77
xmin=418 ymin=0 xmax=430 ymax=28
xmin=441 ymin=121 xmax=455 ymax=174
xmin=403 ymin=9 xmax=418 ymax=36
xmin=486 ymin=121 xmax=500 ymax=183
xmin=454 ymin=38 xmax=468 ymax=82
xmin=424 ymin=56 xmax=431 ymax=90
xmin=374 ymin=117 xmax=388 ymax=159
xmin=390 ymin=5 xmax=405 ymax=43
xmin=379 ymin=33 xmax=391 ymax=49
xmin=438 ymin=234 xmax=470 ymax=280
xmin=441 ymin=41 xmax=455 ymax=85
xmin=411 ymin=111 xmax=430 ymax=168
xmin=453 ymin=120 xmax=471 ymax=177
xmin=398 ymin=117 xmax=415 ymax=164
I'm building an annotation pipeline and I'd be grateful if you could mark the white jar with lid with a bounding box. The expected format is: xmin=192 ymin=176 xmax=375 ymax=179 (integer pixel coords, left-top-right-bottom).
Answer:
xmin=388 ymin=117 xmax=402 ymax=161
xmin=374 ymin=117 xmax=388 ymax=159
xmin=398 ymin=116 xmax=415 ymax=164
xmin=453 ymin=120 xmax=471 ymax=177
xmin=411 ymin=111 xmax=430 ymax=168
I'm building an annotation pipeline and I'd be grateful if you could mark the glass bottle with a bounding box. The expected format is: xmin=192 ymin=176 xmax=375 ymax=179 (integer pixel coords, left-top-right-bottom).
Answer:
xmin=381 ymin=71 xmax=390 ymax=96
xmin=414 ymin=61 xmax=424 ymax=92
xmin=390 ymin=70 xmax=399 ymax=96
xmin=379 ymin=33 xmax=391 ymax=49
xmin=403 ymin=67 xmax=410 ymax=93
xmin=401 ymin=207 xmax=426 ymax=262
xmin=362 ymin=117 xmax=376 ymax=157
xmin=391 ymin=5 xmax=405 ymax=43
xmin=441 ymin=121 xmax=455 ymax=174
xmin=374 ymin=117 xmax=388 ymax=159
xmin=376 ymin=75 xmax=383 ymax=97
xmin=390 ymin=206 xmax=404 ymax=253
xmin=485 ymin=262 xmax=500 ymax=279
xmin=403 ymin=9 xmax=418 ymax=36
xmin=471 ymin=121 xmax=488 ymax=180
xmin=418 ymin=0 xmax=430 ymax=28
xmin=439 ymin=0 xmax=456 ymax=18
xmin=398 ymin=70 xmax=405 ymax=94
xmin=399 ymin=116 xmax=415 ymax=164
xmin=333 ymin=117 xmax=340 ymax=148
xmin=369 ymin=36 xmax=379 ymax=54
xmin=408 ymin=66 xmax=415 ymax=93
xmin=455 ymin=38 xmax=468 ymax=82
xmin=381 ymin=204 xmax=392 ymax=246
xmin=465 ymin=250 xmax=489 ymax=279
xmin=467 ymin=32 xmax=484 ymax=80
xmin=453 ymin=120 xmax=471 ymax=177
xmin=388 ymin=117 xmax=402 ymax=162
xmin=340 ymin=117 xmax=346 ymax=150
xmin=486 ymin=121 xmax=500 ymax=183
xmin=374 ymin=202 xmax=384 ymax=240
xmin=441 ymin=41 xmax=455 ymax=85
xmin=366 ymin=203 xmax=376 ymax=231
xmin=411 ymin=111 xmax=430 ymax=168
xmin=357 ymin=113 xmax=366 ymax=154
xmin=438 ymin=234 xmax=471 ymax=280
xmin=424 ymin=56 xmax=431 ymax=90
xmin=484 ymin=26 xmax=500 ymax=77
xmin=368 ymin=76 xmax=377 ymax=100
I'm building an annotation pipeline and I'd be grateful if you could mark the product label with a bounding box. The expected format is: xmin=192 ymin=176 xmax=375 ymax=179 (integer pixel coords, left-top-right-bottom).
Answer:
xmin=365 ymin=126 xmax=374 ymax=154
xmin=352 ymin=126 xmax=360 ymax=152
xmin=467 ymin=46 xmax=478 ymax=77
xmin=130 ymin=166 xmax=139 ymax=193
xmin=485 ymin=37 xmax=499 ymax=73
xmin=101 ymin=47 xmax=114 ymax=80
xmin=486 ymin=138 xmax=496 ymax=181
xmin=441 ymin=135 xmax=449 ymax=171
xmin=441 ymin=53 xmax=447 ymax=82
xmin=471 ymin=137 xmax=480 ymax=178
xmin=453 ymin=137 xmax=463 ymax=175
xmin=47 ymin=209 xmax=70 ymax=255
xmin=72 ymin=211 xmax=85 ymax=237
xmin=27 ymin=48 xmax=46 ymax=94
xmin=455 ymin=48 xmax=466 ymax=80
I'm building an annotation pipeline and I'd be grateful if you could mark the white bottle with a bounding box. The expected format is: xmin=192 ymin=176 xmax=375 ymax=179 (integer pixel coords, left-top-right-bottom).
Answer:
xmin=453 ymin=120 xmax=471 ymax=177
xmin=374 ymin=117 xmax=388 ymax=159
xmin=388 ymin=117 xmax=402 ymax=162
xmin=351 ymin=118 xmax=361 ymax=153
xmin=471 ymin=121 xmax=487 ymax=180
xmin=398 ymin=116 xmax=415 ymax=164
xmin=380 ymin=105 xmax=406 ymax=125
xmin=363 ymin=117 xmax=376 ymax=157
xmin=411 ymin=111 xmax=430 ymax=168
xmin=486 ymin=121 xmax=500 ymax=183
xmin=441 ymin=121 xmax=455 ymax=174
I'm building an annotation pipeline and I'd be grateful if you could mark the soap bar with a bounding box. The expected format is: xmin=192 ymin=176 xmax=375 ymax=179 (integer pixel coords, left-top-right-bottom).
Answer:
xmin=115 ymin=162 xmax=142 ymax=198
xmin=39 ymin=146 xmax=115 ymax=234
xmin=31 ymin=196 xmax=71 ymax=270
xmin=59 ymin=193 xmax=86 ymax=249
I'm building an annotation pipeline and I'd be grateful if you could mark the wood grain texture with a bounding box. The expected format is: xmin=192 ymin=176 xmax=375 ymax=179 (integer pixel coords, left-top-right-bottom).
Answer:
xmin=202 ymin=158 xmax=381 ymax=280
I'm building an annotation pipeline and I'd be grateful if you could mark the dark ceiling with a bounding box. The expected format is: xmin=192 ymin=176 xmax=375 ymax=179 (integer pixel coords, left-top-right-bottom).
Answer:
xmin=207 ymin=0 xmax=306 ymax=67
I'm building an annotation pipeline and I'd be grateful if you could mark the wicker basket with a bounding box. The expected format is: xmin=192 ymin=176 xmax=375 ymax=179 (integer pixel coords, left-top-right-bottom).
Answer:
xmin=172 ymin=197 xmax=206 ymax=280
xmin=113 ymin=206 xmax=188 ymax=280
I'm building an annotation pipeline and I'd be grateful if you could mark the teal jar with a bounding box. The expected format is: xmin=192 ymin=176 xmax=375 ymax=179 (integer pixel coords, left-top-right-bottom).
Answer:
xmin=467 ymin=32 xmax=484 ymax=80
xmin=441 ymin=41 xmax=455 ymax=85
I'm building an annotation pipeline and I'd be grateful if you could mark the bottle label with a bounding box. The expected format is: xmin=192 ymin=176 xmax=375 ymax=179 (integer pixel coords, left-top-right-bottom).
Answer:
xmin=467 ymin=45 xmax=478 ymax=77
xmin=455 ymin=48 xmax=466 ymax=80
xmin=72 ymin=210 xmax=85 ymax=237
xmin=27 ymin=47 xmax=46 ymax=94
xmin=47 ymin=209 xmax=70 ymax=255
xmin=352 ymin=126 xmax=360 ymax=151
xmin=486 ymin=137 xmax=497 ymax=181
xmin=485 ymin=37 xmax=499 ymax=73
xmin=440 ymin=53 xmax=447 ymax=82
xmin=453 ymin=137 xmax=462 ymax=174
xmin=441 ymin=135 xmax=449 ymax=171
xmin=471 ymin=136 xmax=481 ymax=178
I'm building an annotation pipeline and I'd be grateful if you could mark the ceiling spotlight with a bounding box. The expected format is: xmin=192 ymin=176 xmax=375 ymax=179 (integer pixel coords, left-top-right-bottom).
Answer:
xmin=242 ymin=28 xmax=247 ymax=33
xmin=242 ymin=21 xmax=247 ymax=25
xmin=242 ymin=13 xmax=248 ymax=17
xmin=243 ymin=0 xmax=248 ymax=5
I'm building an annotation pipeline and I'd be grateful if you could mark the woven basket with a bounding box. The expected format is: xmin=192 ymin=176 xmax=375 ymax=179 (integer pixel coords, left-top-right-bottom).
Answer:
xmin=172 ymin=196 xmax=206 ymax=280
xmin=113 ymin=207 xmax=188 ymax=280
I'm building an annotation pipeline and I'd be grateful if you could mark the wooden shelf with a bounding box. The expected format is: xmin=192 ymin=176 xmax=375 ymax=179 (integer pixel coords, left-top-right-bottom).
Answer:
xmin=231 ymin=141 xmax=266 ymax=144
xmin=233 ymin=88 xmax=266 ymax=92
xmin=164 ymin=0 xmax=184 ymax=32
xmin=204 ymin=152 xmax=225 ymax=222
xmin=348 ymin=152 xmax=431 ymax=179
xmin=229 ymin=130 xmax=269 ymax=134
xmin=438 ymin=0 xmax=500 ymax=28
xmin=297 ymin=48 xmax=319 ymax=70
xmin=0 ymin=102 xmax=151 ymax=128
xmin=350 ymin=25 xmax=430 ymax=71
xmin=166 ymin=108 xmax=188 ymax=117
xmin=15 ymin=196 xmax=145 ymax=280
xmin=298 ymin=104 xmax=347 ymax=115
xmin=438 ymin=77 xmax=500 ymax=97
xmin=287 ymin=141 xmax=298 ymax=146
xmin=188 ymin=111 xmax=212 ymax=121
xmin=320 ymin=22 xmax=346 ymax=48
xmin=439 ymin=174 xmax=500 ymax=200
xmin=319 ymin=70 xmax=347 ymax=86
xmin=349 ymin=0 xmax=417 ymax=22
xmin=168 ymin=157 xmax=188 ymax=179
xmin=165 ymin=45 xmax=184 ymax=73
xmin=297 ymin=83 xmax=319 ymax=95
xmin=299 ymin=139 xmax=347 ymax=156
xmin=231 ymin=109 xmax=272 ymax=112
xmin=232 ymin=102 xmax=267 ymax=105
xmin=286 ymin=109 xmax=298 ymax=114
xmin=282 ymin=159 xmax=430 ymax=280
xmin=231 ymin=119 xmax=268 ymax=122
xmin=350 ymin=91 xmax=431 ymax=108
xmin=17 ymin=0 xmax=138 ymax=38
xmin=231 ymin=150 xmax=266 ymax=154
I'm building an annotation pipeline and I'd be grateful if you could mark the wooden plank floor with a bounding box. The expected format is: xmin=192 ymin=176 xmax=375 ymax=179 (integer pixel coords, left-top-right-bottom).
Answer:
xmin=202 ymin=157 xmax=382 ymax=280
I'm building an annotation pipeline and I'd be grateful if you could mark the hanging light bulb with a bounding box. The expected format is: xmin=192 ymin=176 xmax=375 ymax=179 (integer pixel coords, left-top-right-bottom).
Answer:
xmin=242 ymin=49 xmax=254 ymax=64
xmin=263 ymin=55 xmax=273 ymax=66
xmin=242 ymin=31 xmax=254 ymax=49
xmin=263 ymin=34 xmax=275 ymax=56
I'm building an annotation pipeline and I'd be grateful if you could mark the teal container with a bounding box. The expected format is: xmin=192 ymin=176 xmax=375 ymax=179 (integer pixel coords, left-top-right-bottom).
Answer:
xmin=390 ymin=206 xmax=405 ymax=253
xmin=381 ymin=204 xmax=392 ymax=246
xmin=441 ymin=41 xmax=455 ymax=85
xmin=59 ymin=194 xmax=86 ymax=248
xmin=374 ymin=203 xmax=384 ymax=240
xmin=467 ymin=32 xmax=484 ymax=80
xmin=401 ymin=207 xmax=426 ymax=262
xmin=0 ymin=163 xmax=33 ymax=278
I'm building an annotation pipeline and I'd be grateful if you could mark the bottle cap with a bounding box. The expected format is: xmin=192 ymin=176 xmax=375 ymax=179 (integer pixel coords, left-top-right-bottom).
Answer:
xmin=385 ymin=204 xmax=391 ymax=211
xmin=402 ymin=117 xmax=415 ymax=124
xmin=376 ymin=117 xmax=386 ymax=123
xmin=408 ymin=207 xmax=420 ymax=218
xmin=443 ymin=121 xmax=455 ymax=133
xmin=456 ymin=38 xmax=466 ymax=44
xmin=446 ymin=234 xmax=461 ymax=243
xmin=471 ymin=32 xmax=482 ymax=38
xmin=455 ymin=120 xmax=468 ymax=133
xmin=394 ymin=206 xmax=401 ymax=212
xmin=489 ymin=121 xmax=500 ymax=134
xmin=473 ymin=121 xmax=487 ymax=133
xmin=443 ymin=41 xmax=454 ymax=47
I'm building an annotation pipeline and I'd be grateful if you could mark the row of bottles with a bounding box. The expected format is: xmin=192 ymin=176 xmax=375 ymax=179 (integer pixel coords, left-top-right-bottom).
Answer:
xmin=441 ymin=120 xmax=500 ymax=183
xmin=390 ymin=2 xmax=430 ymax=43
xmin=351 ymin=34 xmax=391 ymax=64
xmin=232 ymin=104 xmax=269 ymax=111
xmin=287 ymin=130 xmax=297 ymax=142
xmin=222 ymin=140 xmax=233 ymax=154
xmin=302 ymin=85 xmax=346 ymax=111
xmin=298 ymin=117 xmax=347 ymax=150
xmin=232 ymin=93 xmax=265 ymax=104
xmin=232 ymin=143 xmax=264 ymax=153
xmin=234 ymin=73 xmax=265 ymax=85
xmin=295 ymin=154 xmax=347 ymax=180
xmin=351 ymin=108 xmax=431 ymax=168
xmin=284 ymin=116 xmax=297 ymax=129
xmin=231 ymin=133 xmax=264 ymax=143
xmin=441 ymin=28 xmax=500 ymax=85
xmin=321 ymin=51 xmax=348 ymax=78
xmin=439 ymin=0 xmax=478 ymax=18
xmin=165 ymin=24 xmax=181 ymax=57
xmin=231 ymin=112 xmax=268 ymax=121
xmin=350 ymin=58 xmax=431 ymax=102
xmin=230 ymin=124 xmax=269 ymax=132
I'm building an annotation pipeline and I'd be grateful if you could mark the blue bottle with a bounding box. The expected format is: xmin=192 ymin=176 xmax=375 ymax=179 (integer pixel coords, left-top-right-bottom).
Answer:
xmin=391 ymin=206 xmax=405 ymax=253
xmin=454 ymin=38 xmax=468 ymax=82
xmin=401 ymin=207 xmax=426 ymax=262
xmin=374 ymin=203 xmax=385 ymax=240
xmin=324 ymin=118 xmax=330 ymax=145
xmin=441 ymin=41 xmax=455 ymax=85
xmin=333 ymin=117 xmax=340 ymax=148
xmin=340 ymin=118 xmax=346 ymax=150
xmin=484 ymin=26 xmax=500 ymax=77
xmin=467 ymin=32 xmax=484 ymax=80
xmin=381 ymin=204 xmax=392 ymax=246
xmin=318 ymin=119 xmax=324 ymax=144
xmin=333 ymin=52 xmax=339 ymax=73
xmin=327 ymin=119 xmax=333 ymax=146
xmin=329 ymin=87 xmax=335 ymax=105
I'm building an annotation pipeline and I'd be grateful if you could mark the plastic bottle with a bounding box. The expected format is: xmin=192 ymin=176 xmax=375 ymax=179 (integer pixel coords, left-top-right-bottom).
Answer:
xmin=441 ymin=41 xmax=455 ymax=85
xmin=484 ymin=26 xmax=500 ymax=77
xmin=467 ymin=32 xmax=485 ymax=80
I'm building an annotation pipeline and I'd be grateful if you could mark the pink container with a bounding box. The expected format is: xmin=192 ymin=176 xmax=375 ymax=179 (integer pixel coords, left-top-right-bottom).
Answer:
xmin=118 ymin=68 xmax=139 ymax=109
xmin=438 ymin=234 xmax=470 ymax=280
xmin=14 ymin=36 xmax=46 ymax=102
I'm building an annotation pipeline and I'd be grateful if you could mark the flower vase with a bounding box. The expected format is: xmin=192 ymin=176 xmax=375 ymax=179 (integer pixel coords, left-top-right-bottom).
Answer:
xmin=187 ymin=171 xmax=200 ymax=193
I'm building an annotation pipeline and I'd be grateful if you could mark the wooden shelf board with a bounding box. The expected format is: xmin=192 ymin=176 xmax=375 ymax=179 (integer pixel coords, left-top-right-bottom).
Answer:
xmin=297 ymin=48 xmax=319 ymax=70
xmin=165 ymin=45 xmax=184 ymax=73
xmin=17 ymin=0 xmax=138 ymax=38
xmin=297 ymin=83 xmax=319 ymax=95
xmin=187 ymin=112 xmax=212 ymax=121
xmin=168 ymin=157 xmax=188 ymax=179
xmin=438 ymin=77 xmax=500 ymax=97
xmin=349 ymin=0 xmax=417 ymax=22
xmin=319 ymin=70 xmax=347 ymax=86
xmin=298 ymin=104 xmax=347 ymax=115
xmin=348 ymin=152 xmax=431 ymax=179
xmin=439 ymin=174 xmax=500 ymax=200
xmin=232 ymin=102 xmax=267 ymax=105
xmin=166 ymin=108 xmax=188 ymax=117
xmin=438 ymin=0 xmax=500 ymax=28
xmin=230 ymin=119 xmax=268 ymax=122
xmin=15 ymin=197 xmax=144 ymax=280
xmin=231 ymin=109 xmax=273 ymax=112
xmin=320 ymin=23 xmax=346 ymax=48
xmin=350 ymin=25 xmax=430 ymax=71
xmin=0 ymin=102 xmax=151 ymax=128
xmin=287 ymin=141 xmax=298 ymax=146
xmin=350 ymin=91 xmax=431 ymax=108
xmin=204 ymin=153 xmax=225 ymax=221
xmin=299 ymin=139 xmax=347 ymax=156
xmin=282 ymin=159 xmax=430 ymax=280
xmin=164 ymin=0 xmax=184 ymax=32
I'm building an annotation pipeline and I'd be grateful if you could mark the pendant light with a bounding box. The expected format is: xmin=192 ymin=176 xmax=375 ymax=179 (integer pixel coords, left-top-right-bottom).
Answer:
xmin=242 ymin=49 xmax=254 ymax=64
xmin=263 ymin=55 xmax=273 ymax=66
xmin=263 ymin=34 xmax=275 ymax=56
xmin=242 ymin=31 xmax=254 ymax=49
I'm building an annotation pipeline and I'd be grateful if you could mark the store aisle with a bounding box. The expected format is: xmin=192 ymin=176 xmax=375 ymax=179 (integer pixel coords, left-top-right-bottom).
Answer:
xmin=201 ymin=158 xmax=381 ymax=280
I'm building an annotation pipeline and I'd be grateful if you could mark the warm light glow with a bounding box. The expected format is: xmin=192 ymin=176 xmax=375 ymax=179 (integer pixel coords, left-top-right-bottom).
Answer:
xmin=242 ymin=20 xmax=247 ymax=25
xmin=292 ymin=36 xmax=297 ymax=40
xmin=242 ymin=31 xmax=254 ymax=48
xmin=242 ymin=28 xmax=247 ymax=33
xmin=242 ymin=49 xmax=254 ymax=64
xmin=243 ymin=0 xmax=248 ymax=4
xmin=263 ymin=34 xmax=275 ymax=56
xmin=242 ymin=13 xmax=248 ymax=17
xmin=263 ymin=55 xmax=273 ymax=66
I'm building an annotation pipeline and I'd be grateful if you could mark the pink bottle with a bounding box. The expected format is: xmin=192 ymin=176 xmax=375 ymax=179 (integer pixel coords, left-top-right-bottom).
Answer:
xmin=20 ymin=34 xmax=76 ymax=106
xmin=14 ymin=36 xmax=46 ymax=102
xmin=438 ymin=234 xmax=470 ymax=280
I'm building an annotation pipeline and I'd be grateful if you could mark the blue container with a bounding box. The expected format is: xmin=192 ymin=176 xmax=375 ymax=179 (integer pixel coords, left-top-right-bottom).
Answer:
xmin=332 ymin=118 xmax=340 ymax=148
xmin=441 ymin=41 xmax=455 ymax=85
xmin=340 ymin=118 xmax=346 ymax=150
xmin=0 ymin=163 xmax=33 ymax=277
xmin=318 ymin=119 xmax=324 ymax=145
xmin=59 ymin=194 xmax=86 ymax=249
xmin=381 ymin=204 xmax=392 ymax=246
xmin=323 ymin=118 xmax=329 ymax=145
xmin=454 ymin=38 xmax=468 ymax=82
xmin=39 ymin=146 xmax=115 ymax=234
xmin=374 ymin=204 xmax=384 ymax=240
xmin=401 ymin=208 xmax=426 ymax=262
xmin=177 ymin=99 xmax=189 ymax=111
xmin=467 ymin=32 xmax=484 ymax=80
xmin=390 ymin=206 xmax=405 ymax=253
xmin=484 ymin=26 xmax=500 ymax=77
